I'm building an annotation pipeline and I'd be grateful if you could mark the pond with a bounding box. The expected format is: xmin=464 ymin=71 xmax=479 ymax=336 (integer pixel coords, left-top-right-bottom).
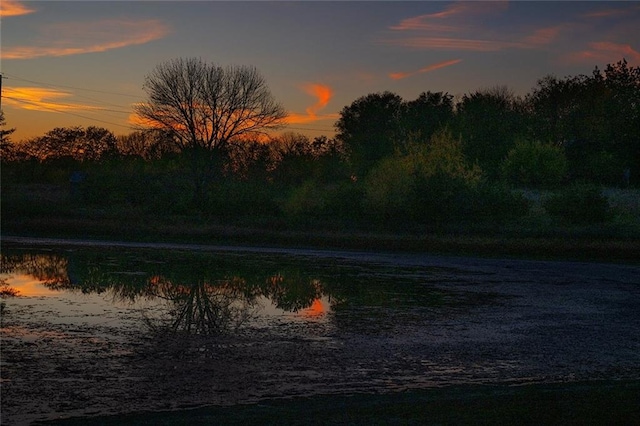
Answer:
xmin=1 ymin=238 xmax=639 ymax=425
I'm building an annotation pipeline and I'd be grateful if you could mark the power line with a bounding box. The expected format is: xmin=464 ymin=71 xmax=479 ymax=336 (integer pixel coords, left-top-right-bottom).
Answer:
xmin=3 ymin=87 xmax=132 ymax=115
xmin=285 ymin=125 xmax=336 ymax=133
xmin=3 ymin=72 xmax=338 ymax=134
xmin=3 ymin=96 xmax=135 ymax=130
xmin=1 ymin=72 xmax=142 ymax=99
xmin=0 ymin=73 xmax=6 ymax=110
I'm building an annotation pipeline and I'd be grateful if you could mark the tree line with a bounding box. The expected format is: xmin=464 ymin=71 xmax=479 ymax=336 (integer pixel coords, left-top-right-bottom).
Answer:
xmin=1 ymin=57 xmax=638 ymax=230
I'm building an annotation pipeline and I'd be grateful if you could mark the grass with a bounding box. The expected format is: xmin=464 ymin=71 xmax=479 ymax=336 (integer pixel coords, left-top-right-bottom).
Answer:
xmin=39 ymin=380 xmax=640 ymax=425
xmin=2 ymin=183 xmax=639 ymax=263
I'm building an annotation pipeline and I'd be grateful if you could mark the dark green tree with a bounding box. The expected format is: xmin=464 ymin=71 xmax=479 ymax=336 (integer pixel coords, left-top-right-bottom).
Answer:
xmin=596 ymin=59 xmax=640 ymax=184
xmin=526 ymin=59 xmax=639 ymax=185
xmin=455 ymin=86 xmax=525 ymax=180
xmin=400 ymin=91 xmax=454 ymax=146
xmin=335 ymin=91 xmax=404 ymax=178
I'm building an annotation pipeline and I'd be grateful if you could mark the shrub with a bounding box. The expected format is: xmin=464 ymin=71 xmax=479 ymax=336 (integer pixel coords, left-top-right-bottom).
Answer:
xmin=283 ymin=180 xmax=363 ymax=222
xmin=573 ymin=151 xmax=621 ymax=186
xmin=501 ymin=140 xmax=567 ymax=188
xmin=543 ymin=184 xmax=612 ymax=224
xmin=364 ymin=130 xmax=483 ymax=226
xmin=363 ymin=156 xmax=415 ymax=223
xmin=206 ymin=179 xmax=280 ymax=219
xmin=468 ymin=182 xmax=530 ymax=223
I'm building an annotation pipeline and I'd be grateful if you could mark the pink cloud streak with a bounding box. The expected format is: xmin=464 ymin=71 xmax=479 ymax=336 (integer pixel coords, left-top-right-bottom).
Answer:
xmin=2 ymin=19 xmax=170 ymax=59
xmin=389 ymin=59 xmax=462 ymax=80
xmin=566 ymin=42 xmax=640 ymax=66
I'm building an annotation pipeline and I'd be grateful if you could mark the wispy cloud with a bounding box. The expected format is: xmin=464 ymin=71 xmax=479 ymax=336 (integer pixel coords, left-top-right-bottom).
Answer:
xmin=286 ymin=83 xmax=339 ymax=124
xmin=2 ymin=19 xmax=170 ymax=59
xmin=389 ymin=59 xmax=462 ymax=80
xmin=581 ymin=6 xmax=640 ymax=19
xmin=384 ymin=2 xmax=567 ymax=53
xmin=384 ymin=37 xmax=529 ymax=52
xmin=3 ymin=87 xmax=104 ymax=112
xmin=566 ymin=42 xmax=640 ymax=66
xmin=523 ymin=26 xmax=564 ymax=47
xmin=390 ymin=1 xmax=508 ymax=30
xmin=0 ymin=0 xmax=35 ymax=17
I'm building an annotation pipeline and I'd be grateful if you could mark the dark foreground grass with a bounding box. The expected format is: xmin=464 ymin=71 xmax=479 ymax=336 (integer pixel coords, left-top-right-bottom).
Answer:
xmin=4 ymin=214 xmax=640 ymax=263
xmin=40 ymin=381 xmax=640 ymax=426
xmin=3 ymin=183 xmax=639 ymax=262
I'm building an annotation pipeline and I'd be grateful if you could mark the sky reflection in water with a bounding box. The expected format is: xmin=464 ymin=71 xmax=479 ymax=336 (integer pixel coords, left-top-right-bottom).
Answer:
xmin=0 ymin=247 xmax=355 ymax=335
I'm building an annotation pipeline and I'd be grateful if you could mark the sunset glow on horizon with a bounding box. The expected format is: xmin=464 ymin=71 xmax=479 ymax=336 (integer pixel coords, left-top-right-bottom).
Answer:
xmin=1 ymin=1 xmax=638 ymax=142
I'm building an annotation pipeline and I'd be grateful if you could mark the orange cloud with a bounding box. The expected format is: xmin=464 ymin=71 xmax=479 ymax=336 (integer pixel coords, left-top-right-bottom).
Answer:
xmin=1 ymin=19 xmax=170 ymax=59
xmin=3 ymin=87 xmax=104 ymax=112
xmin=389 ymin=59 xmax=462 ymax=80
xmin=285 ymin=83 xmax=339 ymax=124
xmin=0 ymin=0 xmax=35 ymax=17
xmin=566 ymin=42 xmax=640 ymax=66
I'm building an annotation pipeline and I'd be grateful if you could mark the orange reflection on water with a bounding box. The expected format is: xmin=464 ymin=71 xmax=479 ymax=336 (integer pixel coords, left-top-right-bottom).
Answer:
xmin=300 ymin=298 xmax=327 ymax=318
xmin=0 ymin=274 xmax=52 ymax=297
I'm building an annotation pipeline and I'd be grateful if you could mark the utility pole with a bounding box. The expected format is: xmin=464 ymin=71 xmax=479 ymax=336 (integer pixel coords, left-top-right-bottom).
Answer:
xmin=0 ymin=73 xmax=6 ymax=110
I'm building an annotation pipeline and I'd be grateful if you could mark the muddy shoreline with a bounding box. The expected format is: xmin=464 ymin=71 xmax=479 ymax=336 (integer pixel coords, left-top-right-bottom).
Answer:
xmin=1 ymin=238 xmax=639 ymax=425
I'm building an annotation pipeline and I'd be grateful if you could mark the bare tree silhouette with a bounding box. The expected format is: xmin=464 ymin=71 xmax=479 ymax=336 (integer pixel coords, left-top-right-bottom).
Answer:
xmin=134 ymin=58 xmax=287 ymax=204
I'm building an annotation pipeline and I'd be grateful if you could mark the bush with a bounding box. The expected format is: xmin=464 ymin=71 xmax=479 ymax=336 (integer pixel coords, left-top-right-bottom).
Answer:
xmin=364 ymin=130 xmax=483 ymax=226
xmin=468 ymin=182 xmax=531 ymax=223
xmin=283 ymin=180 xmax=363 ymax=222
xmin=543 ymin=184 xmax=612 ymax=224
xmin=363 ymin=156 xmax=415 ymax=223
xmin=574 ymin=151 xmax=621 ymax=186
xmin=501 ymin=140 xmax=567 ymax=188
xmin=206 ymin=179 xmax=280 ymax=219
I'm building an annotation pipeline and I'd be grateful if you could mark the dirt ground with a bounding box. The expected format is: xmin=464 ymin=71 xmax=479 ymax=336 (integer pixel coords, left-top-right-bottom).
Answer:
xmin=1 ymin=242 xmax=640 ymax=425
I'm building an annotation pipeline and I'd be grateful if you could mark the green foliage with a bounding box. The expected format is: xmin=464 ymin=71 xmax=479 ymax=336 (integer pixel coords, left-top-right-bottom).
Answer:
xmin=467 ymin=182 xmax=531 ymax=223
xmin=336 ymin=91 xmax=405 ymax=177
xmin=82 ymin=160 xmax=192 ymax=214
xmin=335 ymin=91 xmax=454 ymax=178
xmin=363 ymin=156 xmax=415 ymax=223
xmin=527 ymin=60 xmax=640 ymax=185
xmin=283 ymin=180 xmax=363 ymax=222
xmin=205 ymin=179 xmax=281 ymax=219
xmin=501 ymin=140 xmax=567 ymax=188
xmin=364 ymin=130 xmax=483 ymax=225
xmin=543 ymin=184 xmax=612 ymax=224
xmin=567 ymin=149 xmax=623 ymax=186
xmin=455 ymin=86 xmax=526 ymax=180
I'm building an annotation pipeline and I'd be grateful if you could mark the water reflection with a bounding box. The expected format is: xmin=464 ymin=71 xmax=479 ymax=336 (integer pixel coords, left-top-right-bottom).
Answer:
xmin=0 ymin=248 xmax=338 ymax=335
xmin=141 ymin=276 xmax=259 ymax=335
xmin=0 ymin=253 xmax=71 ymax=293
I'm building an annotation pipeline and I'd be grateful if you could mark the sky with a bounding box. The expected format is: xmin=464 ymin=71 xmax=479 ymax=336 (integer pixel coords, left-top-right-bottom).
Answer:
xmin=1 ymin=0 xmax=639 ymax=143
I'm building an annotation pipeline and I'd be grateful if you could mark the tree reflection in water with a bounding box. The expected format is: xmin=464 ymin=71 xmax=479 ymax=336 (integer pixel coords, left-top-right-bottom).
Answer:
xmin=0 ymin=253 xmax=71 ymax=288
xmin=142 ymin=276 xmax=259 ymax=335
xmin=0 ymin=248 xmax=338 ymax=336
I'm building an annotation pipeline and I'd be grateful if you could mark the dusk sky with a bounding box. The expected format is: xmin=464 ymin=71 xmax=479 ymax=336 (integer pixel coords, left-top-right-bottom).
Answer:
xmin=1 ymin=1 xmax=639 ymax=142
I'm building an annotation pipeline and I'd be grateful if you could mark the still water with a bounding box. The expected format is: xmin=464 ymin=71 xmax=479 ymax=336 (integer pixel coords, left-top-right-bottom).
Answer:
xmin=2 ymin=239 xmax=639 ymax=424
xmin=1 ymin=242 xmax=460 ymax=337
